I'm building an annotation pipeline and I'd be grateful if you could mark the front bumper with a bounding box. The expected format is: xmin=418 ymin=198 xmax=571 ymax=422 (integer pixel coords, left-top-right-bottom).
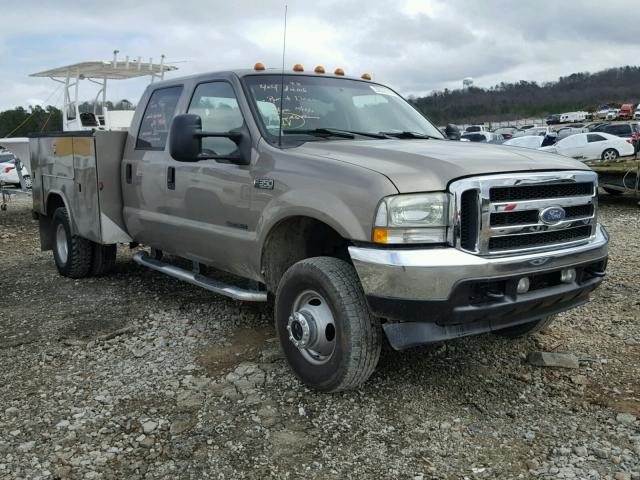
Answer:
xmin=348 ymin=224 xmax=609 ymax=349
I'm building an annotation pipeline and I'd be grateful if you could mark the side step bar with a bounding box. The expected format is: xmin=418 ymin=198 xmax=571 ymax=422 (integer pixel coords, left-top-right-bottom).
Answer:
xmin=132 ymin=251 xmax=267 ymax=302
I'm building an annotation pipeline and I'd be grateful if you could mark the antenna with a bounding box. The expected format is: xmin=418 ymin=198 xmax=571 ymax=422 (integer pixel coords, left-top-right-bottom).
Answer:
xmin=278 ymin=5 xmax=288 ymax=147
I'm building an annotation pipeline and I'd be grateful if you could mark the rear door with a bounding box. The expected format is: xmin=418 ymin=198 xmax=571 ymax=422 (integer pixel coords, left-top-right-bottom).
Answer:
xmin=121 ymin=85 xmax=184 ymax=249
xmin=585 ymin=133 xmax=608 ymax=160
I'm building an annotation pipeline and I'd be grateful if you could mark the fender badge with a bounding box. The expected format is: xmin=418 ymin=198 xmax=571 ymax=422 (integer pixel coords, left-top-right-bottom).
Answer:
xmin=254 ymin=178 xmax=274 ymax=190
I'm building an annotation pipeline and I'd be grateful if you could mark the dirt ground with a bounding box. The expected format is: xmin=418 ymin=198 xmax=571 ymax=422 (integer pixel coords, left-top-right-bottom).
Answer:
xmin=0 ymin=193 xmax=638 ymax=480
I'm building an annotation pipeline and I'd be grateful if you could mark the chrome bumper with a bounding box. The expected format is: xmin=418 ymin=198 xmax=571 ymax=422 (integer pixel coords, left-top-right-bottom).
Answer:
xmin=349 ymin=224 xmax=608 ymax=301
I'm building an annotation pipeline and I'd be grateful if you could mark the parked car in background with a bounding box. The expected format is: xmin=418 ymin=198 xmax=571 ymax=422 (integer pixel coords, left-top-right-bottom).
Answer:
xmin=546 ymin=114 xmax=561 ymax=125
xmin=492 ymin=126 xmax=519 ymax=139
xmin=587 ymin=122 xmax=609 ymax=131
xmin=464 ymin=125 xmax=488 ymax=133
xmin=602 ymin=123 xmax=640 ymax=142
xmin=556 ymin=126 xmax=588 ymax=139
xmin=540 ymin=132 xmax=634 ymax=161
xmin=617 ymin=104 xmax=635 ymax=120
xmin=519 ymin=124 xmax=537 ymax=130
xmin=460 ymin=132 xmax=503 ymax=143
xmin=596 ymin=107 xmax=610 ymax=120
xmin=634 ymin=105 xmax=640 ymax=120
xmin=503 ymin=135 xmax=544 ymax=149
xmin=0 ymin=153 xmax=31 ymax=188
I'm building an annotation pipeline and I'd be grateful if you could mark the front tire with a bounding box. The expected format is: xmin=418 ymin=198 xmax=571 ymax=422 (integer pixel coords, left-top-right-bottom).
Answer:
xmin=601 ymin=148 xmax=619 ymax=161
xmin=275 ymin=257 xmax=381 ymax=392
xmin=52 ymin=207 xmax=92 ymax=278
xmin=494 ymin=315 xmax=556 ymax=338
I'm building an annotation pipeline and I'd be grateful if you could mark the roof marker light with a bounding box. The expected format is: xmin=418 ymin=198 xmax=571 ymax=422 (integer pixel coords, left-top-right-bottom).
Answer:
xmin=254 ymin=62 xmax=266 ymax=71
xmin=314 ymin=65 xmax=325 ymax=74
xmin=361 ymin=73 xmax=372 ymax=80
xmin=334 ymin=68 xmax=345 ymax=76
xmin=293 ymin=64 xmax=304 ymax=72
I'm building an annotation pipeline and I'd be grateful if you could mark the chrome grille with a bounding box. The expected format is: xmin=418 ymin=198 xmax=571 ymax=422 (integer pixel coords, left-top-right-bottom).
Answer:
xmin=450 ymin=171 xmax=598 ymax=256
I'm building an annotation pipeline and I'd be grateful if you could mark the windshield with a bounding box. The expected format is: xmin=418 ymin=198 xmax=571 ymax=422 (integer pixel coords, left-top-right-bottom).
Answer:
xmin=243 ymin=74 xmax=444 ymax=142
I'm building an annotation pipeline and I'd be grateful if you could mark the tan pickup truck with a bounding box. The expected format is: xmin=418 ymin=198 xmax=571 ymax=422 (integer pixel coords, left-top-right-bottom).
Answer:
xmin=30 ymin=66 xmax=609 ymax=391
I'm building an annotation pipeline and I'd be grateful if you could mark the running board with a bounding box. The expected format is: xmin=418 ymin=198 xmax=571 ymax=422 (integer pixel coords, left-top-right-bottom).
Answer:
xmin=132 ymin=251 xmax=267 ymax=302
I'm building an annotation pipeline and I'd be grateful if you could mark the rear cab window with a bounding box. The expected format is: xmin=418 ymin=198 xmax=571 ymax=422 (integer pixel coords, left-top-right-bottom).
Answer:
xmin=136 ymin=86 xmax=183 ymax=150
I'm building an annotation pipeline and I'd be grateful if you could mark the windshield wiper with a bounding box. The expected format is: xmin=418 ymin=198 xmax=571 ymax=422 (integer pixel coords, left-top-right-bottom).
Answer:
xmin=379 ymin=131 xmax=438 ymax=139
xmin=282 ymin=128 xmax=389 ymax=139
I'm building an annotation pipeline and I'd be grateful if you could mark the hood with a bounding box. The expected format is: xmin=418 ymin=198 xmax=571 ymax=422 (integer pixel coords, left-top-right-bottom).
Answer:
xmin=297 ymin=139 xmax=590 ymax=193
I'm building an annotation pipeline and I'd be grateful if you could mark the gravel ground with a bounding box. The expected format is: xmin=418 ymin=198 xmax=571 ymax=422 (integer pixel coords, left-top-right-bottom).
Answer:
xmin=0 ymin=193 xmax=638 ymax=480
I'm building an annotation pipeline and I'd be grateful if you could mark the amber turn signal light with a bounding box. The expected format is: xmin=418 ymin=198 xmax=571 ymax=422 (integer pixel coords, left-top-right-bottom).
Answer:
xmin=372 ymin=228 xmax=388 ymax=244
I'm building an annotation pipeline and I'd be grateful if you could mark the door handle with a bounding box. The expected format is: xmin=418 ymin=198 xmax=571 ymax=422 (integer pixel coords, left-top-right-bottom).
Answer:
xmin=125 ymin=163 xmax=132 ymax=184
xmin=167 ymin=166 xmax=175 ymax=190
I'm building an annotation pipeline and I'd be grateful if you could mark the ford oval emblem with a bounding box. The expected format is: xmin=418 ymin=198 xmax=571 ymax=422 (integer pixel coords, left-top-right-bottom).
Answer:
xmin=539 ymin=206 xmax=566 ymax=225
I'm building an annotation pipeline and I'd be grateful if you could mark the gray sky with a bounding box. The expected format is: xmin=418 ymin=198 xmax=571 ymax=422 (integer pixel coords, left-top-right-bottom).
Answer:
xmin=1 ymin=0 xmax=637 ymax=111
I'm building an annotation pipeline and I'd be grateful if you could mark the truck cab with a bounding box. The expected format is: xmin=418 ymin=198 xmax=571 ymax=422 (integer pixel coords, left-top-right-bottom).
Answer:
xmin=30 ymin=65 xmax=609 ymax=392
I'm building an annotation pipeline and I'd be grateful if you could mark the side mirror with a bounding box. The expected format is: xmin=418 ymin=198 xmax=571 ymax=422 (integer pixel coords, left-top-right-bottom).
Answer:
xmin=169 ymin=114 xmax=250 ymax=165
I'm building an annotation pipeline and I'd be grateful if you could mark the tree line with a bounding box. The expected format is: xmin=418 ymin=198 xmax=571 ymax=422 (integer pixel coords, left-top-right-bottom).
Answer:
xmin=0 ymin=100 xmax=134 ymax=137
xmin=410 ymin=66 xmax=640 ymax=125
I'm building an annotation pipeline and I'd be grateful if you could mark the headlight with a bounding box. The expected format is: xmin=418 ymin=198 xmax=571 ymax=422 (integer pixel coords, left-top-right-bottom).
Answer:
xmin=372 ymin=193 xmax=449 ymax=244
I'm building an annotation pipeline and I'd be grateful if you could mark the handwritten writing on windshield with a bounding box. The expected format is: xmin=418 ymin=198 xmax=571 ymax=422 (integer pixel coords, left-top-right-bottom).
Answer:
xmin=256 ymin=81 xmax=321 ymax=128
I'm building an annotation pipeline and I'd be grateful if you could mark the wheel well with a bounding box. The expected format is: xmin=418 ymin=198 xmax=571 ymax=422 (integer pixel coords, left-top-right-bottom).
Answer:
xmin=261 ymin=217 xmax=351 ymax=293
xmin=46 ymin=193 xmax=66 ymax=217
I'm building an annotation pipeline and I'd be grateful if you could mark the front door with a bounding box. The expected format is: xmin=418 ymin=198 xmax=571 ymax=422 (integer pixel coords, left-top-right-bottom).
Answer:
xmin=170 ymin=80 xmax=257 ymax=278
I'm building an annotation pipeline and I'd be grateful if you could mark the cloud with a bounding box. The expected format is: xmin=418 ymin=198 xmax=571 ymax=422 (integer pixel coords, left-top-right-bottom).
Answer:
xmin=0 ymin=0 xmax=636 ymax=110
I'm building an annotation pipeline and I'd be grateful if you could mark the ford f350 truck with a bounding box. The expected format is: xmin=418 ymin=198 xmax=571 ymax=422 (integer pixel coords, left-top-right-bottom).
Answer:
xmin=30 ymin=65 xmax=609 ymax=392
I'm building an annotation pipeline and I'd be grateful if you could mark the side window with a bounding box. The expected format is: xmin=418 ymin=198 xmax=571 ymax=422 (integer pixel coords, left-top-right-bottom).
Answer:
xmin=605 ymin=125 xmax=629 ymax=137
xmin=136 ymin=86 xmax=183 ymax=150
xmin=587 ymin=134 xmax=606 ymax=143
xmin=188 ymin=82 xmax=244 ymax=157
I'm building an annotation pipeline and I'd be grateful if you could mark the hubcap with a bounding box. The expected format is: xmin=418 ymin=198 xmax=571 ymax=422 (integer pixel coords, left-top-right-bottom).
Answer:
xmin=288 ymin=290 xmax=336 ymax=365
xmin=604 ymin=150 xmax=616 ymax=161
xmin=55 ymin=224 xmax=68 ymax=264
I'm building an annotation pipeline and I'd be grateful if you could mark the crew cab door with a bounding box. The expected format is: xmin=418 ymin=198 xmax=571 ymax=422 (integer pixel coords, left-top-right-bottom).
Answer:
xmin=170 ymin=80 xmax=257 ymax=277
xmin=121 ymin=85 xmax=184 ymax=250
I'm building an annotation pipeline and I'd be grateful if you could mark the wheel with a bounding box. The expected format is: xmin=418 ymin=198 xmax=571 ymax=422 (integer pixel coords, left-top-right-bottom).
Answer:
xmin=494 ymin=315 xmax=556 ymax=338
xmin=601 ymin=148 xmax=619 ymax=162
xmin=90 ymin=243 xmax=117 ymax=276
xmin=275 ymin=257 xmax=382 ymax=392
xmin=22 ymin=175 xmax=32 ymax=189
xmin=603 ymin=187 xmax=623 ymax=196
xmin=52 ymin=207 xmax=92 ymax=278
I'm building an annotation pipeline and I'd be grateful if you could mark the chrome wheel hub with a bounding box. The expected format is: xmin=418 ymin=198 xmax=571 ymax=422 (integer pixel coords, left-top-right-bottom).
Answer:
xmin=288 ymin=290 xmax=336 ymax=365
xmin=55 ymin=224 xmax=68 ymax=264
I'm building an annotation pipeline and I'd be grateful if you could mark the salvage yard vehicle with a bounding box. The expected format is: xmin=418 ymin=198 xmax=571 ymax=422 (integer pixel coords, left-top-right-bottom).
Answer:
xmin=0 ymin=153 xmax=31 ymax=188
xmin=30 ymin=64 xmax=609 ymax=392
xmin=540 ymin=132 xmax=634 ymax=161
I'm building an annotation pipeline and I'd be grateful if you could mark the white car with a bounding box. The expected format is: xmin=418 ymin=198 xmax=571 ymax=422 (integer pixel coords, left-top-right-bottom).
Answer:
xmin=460 ymin=132 xmax=503 ymax=143
xmin=503 ymin=135 xmax=544 ymax=149
xmin=0 ymin=153 xmax=31 ymax=188
xmin=539 ymin=132 xmax=634 ymax=161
